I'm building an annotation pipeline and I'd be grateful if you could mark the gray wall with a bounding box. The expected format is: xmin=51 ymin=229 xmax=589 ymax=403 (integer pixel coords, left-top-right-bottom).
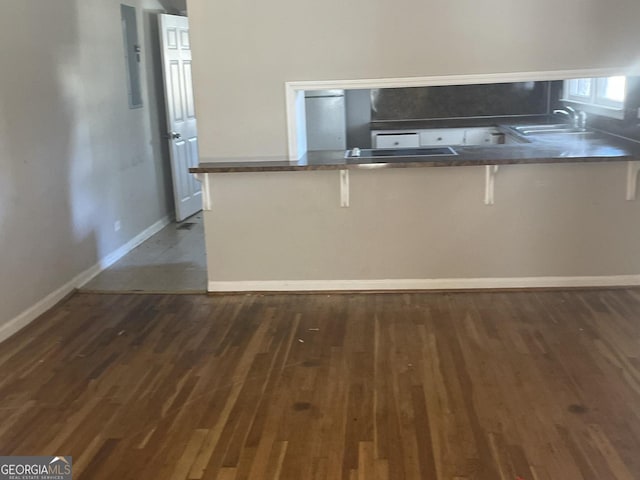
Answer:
xmin=188 ymin=0 xmax=640 ymax=160
xmin=0 ymin=1 xmax=173 ymax=329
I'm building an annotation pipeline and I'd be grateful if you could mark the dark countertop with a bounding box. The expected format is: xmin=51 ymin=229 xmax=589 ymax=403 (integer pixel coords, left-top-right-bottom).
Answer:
xmin=190 ymin=127 xmax=640 ymax=174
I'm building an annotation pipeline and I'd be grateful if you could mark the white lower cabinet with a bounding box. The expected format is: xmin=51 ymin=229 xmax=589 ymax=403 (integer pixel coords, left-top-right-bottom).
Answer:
xmin=374 ymin=133 xmax=420 ymax=148
xmin=372 ymin=126 xmax=515 ymax=149
xmin=419 ymin=129 xmax=466 ymax=146
xmin=464 ymin=127 xmax=506 ymax=145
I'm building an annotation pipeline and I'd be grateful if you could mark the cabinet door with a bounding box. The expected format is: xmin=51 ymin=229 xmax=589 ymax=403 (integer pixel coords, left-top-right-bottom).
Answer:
xmin=464 ymin=128 xmax=501 ymax=145
xmin=375 ymin=133 xmax=420 ymax=148
xmin=419 ymin=129 xmax=465 ymax=146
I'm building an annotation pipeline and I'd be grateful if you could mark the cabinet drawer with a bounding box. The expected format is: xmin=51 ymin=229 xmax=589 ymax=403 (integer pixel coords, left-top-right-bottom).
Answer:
xmin=464 ymin=128 xmax=502 ymax=145
xmin=419 ymin=129 xmax=465 ymax=146
xmin=375 ymin=133 xmax=420 ymax=148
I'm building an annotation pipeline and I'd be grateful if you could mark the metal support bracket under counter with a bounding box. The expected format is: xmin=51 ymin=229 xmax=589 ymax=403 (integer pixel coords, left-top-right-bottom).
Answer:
xmin=484 ymin=161 xmax=640 ymax=206
xmin=484 ymin=165 xmax=499 ymax=206
xmin=340 ymin=170 xmax=350 ymax=207
xmin=344 ymin=163 xmax=499 ymax=207
xmin=626 ymin=161 xmax=640 ymax=201
xmin=194 ymin=173 xmax=213 ymax=211
xmin=195 ymin=169 xmax=352 ymax=210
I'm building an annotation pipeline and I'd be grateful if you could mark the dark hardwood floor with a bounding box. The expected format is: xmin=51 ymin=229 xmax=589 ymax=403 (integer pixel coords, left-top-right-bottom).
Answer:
xmin=1 ymin=290 xmax=640 ymax=479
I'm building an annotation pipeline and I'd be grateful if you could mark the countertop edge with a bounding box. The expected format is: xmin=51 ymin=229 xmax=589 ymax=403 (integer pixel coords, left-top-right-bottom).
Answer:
xmin=190 ymin=155 xmax=639 ymax=174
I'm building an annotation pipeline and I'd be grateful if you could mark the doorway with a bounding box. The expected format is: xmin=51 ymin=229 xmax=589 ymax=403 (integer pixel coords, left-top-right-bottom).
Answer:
xmin=81 ymin=10 xmax=205 ymax=293
xmin=81 ymin=211 xmax=205 ymax=292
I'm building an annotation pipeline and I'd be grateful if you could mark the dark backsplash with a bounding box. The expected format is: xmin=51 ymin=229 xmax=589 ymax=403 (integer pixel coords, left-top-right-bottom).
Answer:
xmin=372 ymin=82 xmax=552 ymax=121
xmin=587 ymin=114 xmax=640 ymax=142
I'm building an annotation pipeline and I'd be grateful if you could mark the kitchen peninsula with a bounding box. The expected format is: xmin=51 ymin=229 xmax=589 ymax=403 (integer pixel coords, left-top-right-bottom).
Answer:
xmin=191 ymin=126 xmax=640 ymax=172
xmin=189 ymin=72 xmax=640 ymax=292
xmin=191 ymin=124 xmax=640 ymax=292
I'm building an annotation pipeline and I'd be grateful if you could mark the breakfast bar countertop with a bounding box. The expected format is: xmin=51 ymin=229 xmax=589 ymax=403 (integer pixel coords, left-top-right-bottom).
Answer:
xmin=190 ymin=128 xmax=640 ymax=174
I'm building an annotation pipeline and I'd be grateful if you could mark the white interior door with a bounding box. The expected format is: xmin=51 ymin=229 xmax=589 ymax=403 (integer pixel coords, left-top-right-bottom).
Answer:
xmin=158 ymin=14 xmax=201 ymax=222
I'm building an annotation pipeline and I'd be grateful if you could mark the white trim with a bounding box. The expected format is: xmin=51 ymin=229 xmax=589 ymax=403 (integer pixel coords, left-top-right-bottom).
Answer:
xmin=284 ymin=67 xmax=640 ymax=160
xmin=209 ymin=275 xmax=640 ymax=292
xmin=484 ymin=165 xmax=499 ymax=205
xmin=340 ymin=170 xmax=350 ymax=207
xmin=285 ymin=87 xmax=305 ymax=161
xmin=293 ymin=90 xmax=307 ymax=161
xmin=98 ymin=216 xmax=171 ymax=270
xmin=0 ymin=265 xmax=102 ymax=344
xmin=194 ymin=173 xmax=212 ymax=211
xmin=0 ymin=215 xmax=171 ymax=344
xmin=626 ymin=161 xmax=640 ymax=201
xmin=287 ymin=68 xmax=638 ymax=91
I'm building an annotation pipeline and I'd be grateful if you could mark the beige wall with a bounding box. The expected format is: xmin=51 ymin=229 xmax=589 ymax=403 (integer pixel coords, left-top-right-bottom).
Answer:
xmin=187 ymin=0 xmax=640 ymax=285
xmin=0 ymin=1 xmax=173 ymax=328
xmin=188 ymin=0 xmax=640 ymax=159
xmin=205 ymin=163 xmax=640 ymax=283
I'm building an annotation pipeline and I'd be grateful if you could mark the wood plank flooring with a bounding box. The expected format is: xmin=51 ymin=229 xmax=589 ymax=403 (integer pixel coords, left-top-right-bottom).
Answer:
xmin=1 ymin=290 xmax=640 ymax=479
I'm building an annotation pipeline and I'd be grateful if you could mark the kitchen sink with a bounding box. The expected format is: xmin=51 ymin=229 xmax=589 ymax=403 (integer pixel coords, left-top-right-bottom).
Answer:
xmin=511 ymin=124 xmax=591 ymax=136
xmin=345 ymin=147 xmax=457 ymax=160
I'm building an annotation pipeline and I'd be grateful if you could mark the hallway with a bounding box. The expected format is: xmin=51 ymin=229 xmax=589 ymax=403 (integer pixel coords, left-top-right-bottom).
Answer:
xmin=81 ymin=214 xmax=206 ymax=293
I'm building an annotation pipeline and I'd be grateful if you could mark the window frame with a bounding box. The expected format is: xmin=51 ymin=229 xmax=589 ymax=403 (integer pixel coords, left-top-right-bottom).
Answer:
xmin=562 ymin=76 xmax=626 ymax=119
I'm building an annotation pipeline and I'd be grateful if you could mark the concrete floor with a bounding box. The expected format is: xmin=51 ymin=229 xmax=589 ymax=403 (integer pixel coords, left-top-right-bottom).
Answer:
xmin=81 ymin=213 xmax=206 ymax=293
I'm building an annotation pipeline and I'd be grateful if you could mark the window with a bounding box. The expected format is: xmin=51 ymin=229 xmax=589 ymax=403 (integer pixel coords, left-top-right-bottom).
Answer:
xmin=563 ymin=76 xmax=626 ymax=118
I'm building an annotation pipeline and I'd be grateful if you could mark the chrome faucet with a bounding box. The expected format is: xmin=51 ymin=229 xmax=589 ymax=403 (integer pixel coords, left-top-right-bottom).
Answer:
xmin=577 ymin=110 xmax=587 ymax=129
xmin=553 ymin=106 xmax=587 ymax=129
xmin=553 ymin=107 xmax=574 ymax=123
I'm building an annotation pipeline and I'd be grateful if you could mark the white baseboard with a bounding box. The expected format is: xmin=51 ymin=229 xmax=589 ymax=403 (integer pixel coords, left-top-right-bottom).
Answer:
xmin=0 ymin=264 xmax=103 ymax=345
xmin=98 ymin=216 xmax=171 ymax=271
xmin=209 ymin=275 xmax=640 ymax=292
xmin=0 ymin=215 xmax=171 ymax=345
